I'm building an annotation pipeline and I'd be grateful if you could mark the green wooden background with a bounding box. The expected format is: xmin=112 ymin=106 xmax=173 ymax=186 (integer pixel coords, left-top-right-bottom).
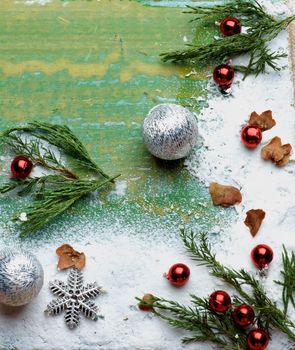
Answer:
xmin=0 ymin=0 xmax=232 ymax=245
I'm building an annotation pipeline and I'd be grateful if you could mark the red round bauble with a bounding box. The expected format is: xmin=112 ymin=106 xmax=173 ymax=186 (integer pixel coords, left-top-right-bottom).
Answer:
xmin=247 ymin=329 xmax=269 ymax=350
xmin=213 ymin=64 xmax=234 ymax=90
xmin=209 ymin=290 xmax=232 ymax=313
xmin=220 ymin=17 xmax=242 ymax=36
xmin=241 ymin=125 xmax=262 ymax=148
xmin=166 ymin=263 xmax=190 ymax=287
xmin=10 ymin=156 xmax=33 ymax=179
xmin=251 ymin=244 xmax=273 ymax=270
xmin=232 ymin=304 xmax=255 ymax=328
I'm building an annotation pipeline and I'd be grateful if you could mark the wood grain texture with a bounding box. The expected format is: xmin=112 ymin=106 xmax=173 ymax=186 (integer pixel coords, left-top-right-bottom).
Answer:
xmin=0 ymin=0 xmax=229 ymax=240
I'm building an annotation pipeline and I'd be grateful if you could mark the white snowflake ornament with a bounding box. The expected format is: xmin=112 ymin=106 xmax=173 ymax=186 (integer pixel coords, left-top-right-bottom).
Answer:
xmin=45 ymin=268 xmax=103 ymax=329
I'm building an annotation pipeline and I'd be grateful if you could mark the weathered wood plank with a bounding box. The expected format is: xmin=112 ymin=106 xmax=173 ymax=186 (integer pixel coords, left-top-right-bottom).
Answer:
xmin=0 ymin=0 xmax=227 ymax=239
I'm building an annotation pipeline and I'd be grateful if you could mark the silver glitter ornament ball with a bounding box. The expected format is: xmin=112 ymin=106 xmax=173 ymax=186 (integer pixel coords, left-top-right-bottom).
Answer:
xmin=142 ymin=104 xmax=198 ymax=160
xmin=0 ymin=249 xmax=44 ymax=306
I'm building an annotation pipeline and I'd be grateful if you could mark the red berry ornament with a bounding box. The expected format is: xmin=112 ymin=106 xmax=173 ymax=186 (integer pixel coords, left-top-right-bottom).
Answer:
xmin=241 ymin=125 xmax=262 ymax=148
xmin=232 ymin=304 xmax=255 ymax=328
xmin=209 ymin=290 xmax=231 ymax=313
xmin=213 ymin=64 xmax=234 ymax=90
xmin=247 ymin=329 xmax=269 ymax=350
xmin=10 ymin=156 xmax=33 ymax=179
xmin=138 ymin=293 xmax=155 ymax=311
xmin=251 ymin=244 xmax=273 ymax=270
xmin=166 ymin=263 xmax=190 ymax=287
xmin=220 ymin=17 xmax=242 ymax=36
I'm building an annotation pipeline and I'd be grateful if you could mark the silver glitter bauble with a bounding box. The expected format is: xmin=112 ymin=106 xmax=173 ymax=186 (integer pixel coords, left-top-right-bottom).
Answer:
xmin=0 ymin=249 xmax=44 ymax=306
xmin=142 ymin=104 xmax=198 ymax=160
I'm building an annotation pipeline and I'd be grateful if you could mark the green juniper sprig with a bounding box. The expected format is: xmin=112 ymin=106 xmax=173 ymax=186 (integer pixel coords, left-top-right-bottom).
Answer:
xmin=0 ymin=122 xmax=120 ymax=234
xmin=151 ymin=295 xmax=249 ymax=349
xmin=136 ymin=296 xmax=247 ymax=349
xmin=181 ymin=230 xmax=295 ymax=340
xmin=144 ymin=296 xmax=247 ymax=350
xmin=161 ymin=0 xmax=295 ymax=78
xmin=275 ymin=245 xmax=295 ymax=315
xmin=2 ymin=121 xmax=111 ymax=178
xmin=184 ymin=0 xmax=273 ymax=25
xmin=137 ymin=231 xmax=295 ymax=350
xmin=14 ymin=175 xmax=120 ymax=235
xmin=2 ymin=133 xmax=78 ymax=179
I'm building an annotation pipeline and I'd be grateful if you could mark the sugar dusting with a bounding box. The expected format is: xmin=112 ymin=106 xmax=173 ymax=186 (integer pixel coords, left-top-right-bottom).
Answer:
xmin=1 ymin=1 xmax=295 ymax=350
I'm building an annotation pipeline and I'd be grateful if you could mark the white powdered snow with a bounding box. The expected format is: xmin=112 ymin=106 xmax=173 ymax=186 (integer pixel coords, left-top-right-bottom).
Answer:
xmin=1 ymin=1 xmax=295 ymax=349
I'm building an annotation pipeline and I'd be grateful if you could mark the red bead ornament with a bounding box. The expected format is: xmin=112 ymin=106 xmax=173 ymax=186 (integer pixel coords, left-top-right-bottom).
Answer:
xmin=232 ymin=304 xmax=255 ymax=328
xmin=220 ymin=17 xmax=242 ymax=36
xmin=209 ymin=290 xmax=232 ymax=313
xmin=166 ymin=263 xmax=190 ymax=287
xmin=241 ymin=125 xmax=262 ymax=148
xmin=213 ymin=64 xmax=235 ymax=90
xmin=251 ymin=244 xmax=274 ymax=270
xmin=10 ymin=156 xmax=33 ymax=179
xmin=138 ymin=293 xmax=155 ymax=311
xmin=247 ymin=329 xmax=269 ymax=350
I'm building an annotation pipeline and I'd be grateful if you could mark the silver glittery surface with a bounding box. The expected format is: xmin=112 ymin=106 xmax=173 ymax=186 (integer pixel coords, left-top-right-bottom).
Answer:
xmin=45 ymin=268 xmax=102 ymax=329
xmin=142 ymin=103 xmax=198 ymax=160
xmin=0 ymin=249 xmax=44 ymax=306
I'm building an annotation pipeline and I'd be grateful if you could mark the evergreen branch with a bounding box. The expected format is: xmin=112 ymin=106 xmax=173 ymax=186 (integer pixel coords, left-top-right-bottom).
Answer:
xmin=0 ymin=175 xmax=71 ymax=197
xmin=235 ymin=49 xmax=286 ymax=78
xmin=2 ymin=122 xmax=110 ymax=179
xmin=185 ymin=0 xmax=274 ymax=26
xmin=0 ymin=176 xmax=49 ymax=196
xmin=189 ymin=295 xmax=248 ymax=349
xmin=0 ymin=180 xmax=24 ymax=194
xmin=138 ymin=232 xmax=295 ymax=349
xmin=0 ymin=122 xmax=120 ymax=234
xmin=160 ymin=0 xmax=294 ymax=78
xmin=141 ymin=296 xmax=229 ymax=347
xmin=14 ymin=174 xmax=120 ymax=235
xmin=2 ymin=134 xmax=78 ymax=179
xmin=180 ymin=230 xmax=295 ymax=340
xmin=136 ymin=295 xmax=247 ymax=349
xmin=161 ymin=33 xmax=258 ymax=63
xmin=274 ymin=245 xmax=295 ymax=315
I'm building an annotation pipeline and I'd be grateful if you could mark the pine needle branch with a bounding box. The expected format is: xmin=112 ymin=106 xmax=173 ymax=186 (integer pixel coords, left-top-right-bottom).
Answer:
xmin=0 ymin=122 xmax=120 ymax=234
xmin=0 ymin=176 xmax=57 ymax=196
xmin=184 ymin=0 xmax=274 ymax=26
xmin=2 ymin=121 xmax=110 ymax=179
xmin=234 ymin=49 xmax=287 ymax=79
xmin=137 ymin=295 xmax=230 ymax=347
xmin=180 ymin=230 xmax=295 ymax=340
xmin=160 ymin=0 xmax=295 ymax=78
xmin=136 ymin=295 xmax=247 ymax=349
xmin=137 ymin=231 xmax=295 ymax=349
xmin=274 ymin=245 xmax=295 ymax=315
xmin=13 ymin=174 xmax=119 ymax=235
xmin=1 ymin=134 xmax=78 ymax=179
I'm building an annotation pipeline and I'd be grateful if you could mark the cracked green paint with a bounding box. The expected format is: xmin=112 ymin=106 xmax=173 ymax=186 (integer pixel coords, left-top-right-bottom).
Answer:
xmin=0 ymin=0 xmax=231 ymax=243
